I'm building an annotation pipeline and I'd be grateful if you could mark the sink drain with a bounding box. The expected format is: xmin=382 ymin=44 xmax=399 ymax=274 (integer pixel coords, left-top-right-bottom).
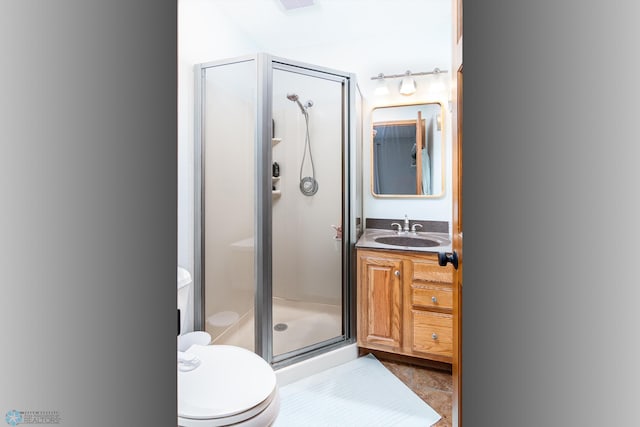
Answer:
xmin=273 ymin=323 xmax=288 ymax=332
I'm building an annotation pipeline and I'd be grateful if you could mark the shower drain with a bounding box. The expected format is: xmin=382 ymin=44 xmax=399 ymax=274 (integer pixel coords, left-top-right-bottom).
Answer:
xmin=273 ymin=323 xmax=288 ymax=332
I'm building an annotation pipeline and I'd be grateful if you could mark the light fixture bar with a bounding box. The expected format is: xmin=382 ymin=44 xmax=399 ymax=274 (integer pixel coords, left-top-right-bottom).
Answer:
xmin=370 ymin=68 xmax=448 ymax=80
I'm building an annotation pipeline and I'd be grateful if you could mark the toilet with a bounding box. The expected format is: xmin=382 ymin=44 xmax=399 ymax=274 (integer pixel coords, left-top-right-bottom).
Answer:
xmin=177 ymin=267 xmax=280 ymax=427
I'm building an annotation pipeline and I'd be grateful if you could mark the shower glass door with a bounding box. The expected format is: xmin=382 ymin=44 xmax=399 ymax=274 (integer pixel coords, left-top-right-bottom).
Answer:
xmin=198 ymin=59 xmax=256 ymax=352
xmin=270 ymin=64 xmax=346 ymax=361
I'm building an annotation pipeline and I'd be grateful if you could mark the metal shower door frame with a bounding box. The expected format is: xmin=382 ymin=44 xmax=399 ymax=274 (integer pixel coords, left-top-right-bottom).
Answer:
xmin=194 ymin=53 xmax=358 ymax=368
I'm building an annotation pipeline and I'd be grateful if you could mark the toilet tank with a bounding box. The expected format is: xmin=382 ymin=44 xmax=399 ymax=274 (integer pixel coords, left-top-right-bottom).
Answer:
xmin=177 ymin=266 xmax=192 ymax=334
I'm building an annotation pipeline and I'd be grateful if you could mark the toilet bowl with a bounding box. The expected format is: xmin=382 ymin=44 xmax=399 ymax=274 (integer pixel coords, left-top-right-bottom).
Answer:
xmin=177 ymin=267 xmax=279 ymax=426
xmin=178 ymin=344 xmax=280 ymax=427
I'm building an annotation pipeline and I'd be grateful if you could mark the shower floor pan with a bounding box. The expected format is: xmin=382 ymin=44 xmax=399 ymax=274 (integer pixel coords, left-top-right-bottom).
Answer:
xmin=210 ymin=297 xmax=342 ymax=357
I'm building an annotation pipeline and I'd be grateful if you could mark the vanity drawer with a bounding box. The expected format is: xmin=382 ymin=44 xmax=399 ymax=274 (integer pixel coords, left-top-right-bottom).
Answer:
xmin=411 ymin=283 xmax=453 ymax=310
xmin=412 ymin=261 xmax=453 ymax=283
xmin=411 ymin=310 xmax=453 ymax=357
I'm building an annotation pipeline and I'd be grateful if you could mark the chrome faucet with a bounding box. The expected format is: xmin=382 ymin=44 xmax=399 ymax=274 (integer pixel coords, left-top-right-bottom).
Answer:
xmin=392 ymin=215 xmax=418 ymax=234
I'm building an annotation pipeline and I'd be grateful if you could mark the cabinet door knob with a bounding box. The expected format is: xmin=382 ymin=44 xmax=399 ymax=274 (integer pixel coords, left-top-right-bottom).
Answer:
xmin=394 ymin=270 xmax=400 ymax=277
xmin=431 ymin=296 xmax=438 ymax=303
xmin=432 ymin=333 xmax=438 ymax=340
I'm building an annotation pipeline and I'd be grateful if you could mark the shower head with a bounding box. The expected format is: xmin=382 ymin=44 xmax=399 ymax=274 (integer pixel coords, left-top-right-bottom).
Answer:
xmin=286 ymin=93 xmax=312 ymax=116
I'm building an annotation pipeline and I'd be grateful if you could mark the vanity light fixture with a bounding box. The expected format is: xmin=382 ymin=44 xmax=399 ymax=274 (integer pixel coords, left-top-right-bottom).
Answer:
xmin=373 ymin=73 xmax=390 ymax=96
xmin=399 ymin=71 xmax=417 ymax=96
xmin=371 ymin=67 xmax=448 ymax=96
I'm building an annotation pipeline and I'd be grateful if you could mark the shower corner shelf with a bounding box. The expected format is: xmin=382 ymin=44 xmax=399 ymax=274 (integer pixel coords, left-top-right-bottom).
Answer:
xmin=272 ymin=138 xmax=282 ymax=146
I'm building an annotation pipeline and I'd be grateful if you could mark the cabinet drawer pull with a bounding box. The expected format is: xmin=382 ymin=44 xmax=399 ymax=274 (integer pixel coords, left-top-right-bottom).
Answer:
xmin=431 ymin=296 xmax=438 ymax=303
xmin=432 ymin=333 xmax=438 ymax=340
xmin=394 ymin=270 xmax=400 ymax=277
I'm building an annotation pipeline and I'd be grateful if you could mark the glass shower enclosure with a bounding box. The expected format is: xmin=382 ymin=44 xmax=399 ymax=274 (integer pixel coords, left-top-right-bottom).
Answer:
xmin=194 ymin=54 xmax=362 ymax=367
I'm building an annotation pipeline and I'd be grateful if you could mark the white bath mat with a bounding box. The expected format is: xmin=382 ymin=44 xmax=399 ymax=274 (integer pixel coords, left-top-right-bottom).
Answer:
xmin=273 ymin=354 xmax=441 ymax=427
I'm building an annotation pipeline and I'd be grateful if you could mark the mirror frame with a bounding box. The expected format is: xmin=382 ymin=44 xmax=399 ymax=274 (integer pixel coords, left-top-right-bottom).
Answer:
xmin=370 ymin=102 xmax=446 ymax=198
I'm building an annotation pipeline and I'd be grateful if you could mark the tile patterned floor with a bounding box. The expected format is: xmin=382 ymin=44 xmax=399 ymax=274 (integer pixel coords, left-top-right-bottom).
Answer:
xmin=380 ymin=359 xmax=453 ymax=427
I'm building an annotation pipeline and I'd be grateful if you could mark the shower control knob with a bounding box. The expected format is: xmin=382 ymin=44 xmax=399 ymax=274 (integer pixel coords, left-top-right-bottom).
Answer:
xmin=432 ymin=333 xmax=438 ymax=340
xmin=431 ymin=296 xmax=438 ymax=303
xmin=394 ymin=270 xmax=400 ymax=277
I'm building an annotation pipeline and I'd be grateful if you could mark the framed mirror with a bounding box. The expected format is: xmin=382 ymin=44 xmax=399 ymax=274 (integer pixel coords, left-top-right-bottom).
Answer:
xmin=371 ymin=103 xmax=445 ymax=197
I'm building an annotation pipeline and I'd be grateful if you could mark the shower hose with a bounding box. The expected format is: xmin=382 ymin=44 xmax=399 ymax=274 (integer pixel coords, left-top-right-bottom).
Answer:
xmin=299 ymin=112 xmax=318 ymax=196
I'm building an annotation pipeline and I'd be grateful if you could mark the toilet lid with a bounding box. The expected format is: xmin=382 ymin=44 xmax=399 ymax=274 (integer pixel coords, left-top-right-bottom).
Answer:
xmin=178 ymin=345 xmax=277 ymax=421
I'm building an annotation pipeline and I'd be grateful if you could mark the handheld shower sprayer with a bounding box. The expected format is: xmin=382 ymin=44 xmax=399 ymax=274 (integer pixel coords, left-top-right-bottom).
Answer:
xmin=286 ymin=93 xmax=313 ymax=116
xmin=286 ymin=92 xmax=318 ymax=196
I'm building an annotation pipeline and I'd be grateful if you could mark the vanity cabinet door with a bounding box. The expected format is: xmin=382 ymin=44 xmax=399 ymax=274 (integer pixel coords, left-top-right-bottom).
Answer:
xmin=357 ymin=251 xmax=403 ymax=351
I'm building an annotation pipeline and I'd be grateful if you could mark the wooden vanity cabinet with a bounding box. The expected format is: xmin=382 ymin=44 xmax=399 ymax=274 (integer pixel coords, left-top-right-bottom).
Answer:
xmin=357 ymin=252 xmax=404 ymax=351
xmin=357 ymin=249 xmax=454 ymax=363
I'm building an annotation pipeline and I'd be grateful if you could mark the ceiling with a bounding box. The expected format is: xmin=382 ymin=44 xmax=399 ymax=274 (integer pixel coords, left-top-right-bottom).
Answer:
xmin=205 ymin=0 xmax=452 ymax=96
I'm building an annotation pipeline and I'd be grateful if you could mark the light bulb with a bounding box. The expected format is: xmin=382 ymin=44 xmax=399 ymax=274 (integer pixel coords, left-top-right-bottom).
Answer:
xmin=399 ymin=75 xmax=416 ymax=96
xmin=374 ymin=74 xmax=389 ymax=96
